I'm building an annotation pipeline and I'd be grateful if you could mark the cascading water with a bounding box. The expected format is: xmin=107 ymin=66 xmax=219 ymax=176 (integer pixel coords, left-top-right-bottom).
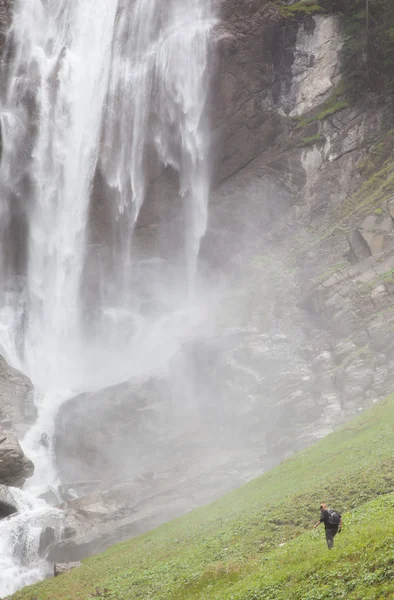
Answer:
xmin=0 ymin=488 xmax=63 ymax=597
xmin=0 ymin=0 xmax=216 ymax=595
xmin=102 ymin=0 xmax=214 ymax=293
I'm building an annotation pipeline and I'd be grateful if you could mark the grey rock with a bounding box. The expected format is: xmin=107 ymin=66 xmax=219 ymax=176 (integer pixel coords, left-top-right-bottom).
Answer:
xmin=0 ymin=426 xmax=34 ymax=487
xmin=54 ymin=562 xmax=81 ymax=577
xmin=332 ymin=339 xmax=357 ymax=362
xmin=385 ymin=197 xmax=394 ymax=219
xmin=370 ymin=284 xmax=387 ymax=302
xmin=59 ymin=481 xmax=103 ymax=503
xmin=0 ymin=355 xmax=36 ymax=435
xmin=49 ymin=484 xmax=201 ymax=562
xmin=283 ymin=16 xmax=343 ymax=117
xmin=358 ymin=229 xmax=393 ymax=257
xmin=39 ymin=527 xmax=56 ymax=558
xmin=368 ymin=321 xmax=394 ymax=353
xmin=0 ymin=484 xmax=18 ymax=519
xmin=337 ymin=360 xmax=374 ymax=401
xmin=348 ymin=230 xmax=372 ymax=262
xmin=360 ymin=214 xmax=394 ymax=233
xmin=39 ymin=485 xmax=61 ymax=507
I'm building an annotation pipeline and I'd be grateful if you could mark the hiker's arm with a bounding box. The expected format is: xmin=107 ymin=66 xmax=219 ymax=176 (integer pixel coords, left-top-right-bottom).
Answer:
xmin=314 ymin=511 xmax=324 ymax=528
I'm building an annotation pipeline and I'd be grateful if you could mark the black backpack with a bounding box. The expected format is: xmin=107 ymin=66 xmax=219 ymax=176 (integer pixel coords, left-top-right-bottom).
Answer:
xmin=327 ymin=509 xmax=341 ymax=525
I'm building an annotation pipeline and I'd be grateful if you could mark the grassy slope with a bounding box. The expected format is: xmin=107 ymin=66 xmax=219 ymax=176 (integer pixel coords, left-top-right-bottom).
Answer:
xmin=11 ymin=394 xmax=394 ymax=600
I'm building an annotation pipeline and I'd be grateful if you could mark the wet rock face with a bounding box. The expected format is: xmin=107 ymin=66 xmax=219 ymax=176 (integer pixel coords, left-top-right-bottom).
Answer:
xmin=212 ymin=1 xmax=285 ymax=182
xmin=0 ymin=356 xmax=36 ymax=437
xmin=50 ymin=486 xmax=140 ymax=562
xmin=0 ymin=484 xmax=18 ymax=519
xmin=280 ymin=16 xmax=342 ymax=117
xmin=39 ymin=526 xmax=56 ymax=558
xmin=0 ymin=0 xmax=10 ymax=35
xmin=0 ymin=426 xmax=34 ymax=488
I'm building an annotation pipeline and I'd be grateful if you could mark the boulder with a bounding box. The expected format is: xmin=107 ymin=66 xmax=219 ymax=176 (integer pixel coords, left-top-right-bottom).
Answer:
xmin=49 ymin=484 xmax=191 ymax=562
xmin=54 ymin=562 xmax=81 ymax=577
xmin=39 ymin=485 xmax=61 ymax=506
xmin=55 ymin=378 xmax=172 ymax=484
xmin=0 ymin=426 xmax=34 ymax=487
xmin=356 ymin=214 xmax=394 ymax=257
xmin=348 ymin=230 xmax=372 ymax=262
xmin=0 ymin=483 xmax=18 ymax=519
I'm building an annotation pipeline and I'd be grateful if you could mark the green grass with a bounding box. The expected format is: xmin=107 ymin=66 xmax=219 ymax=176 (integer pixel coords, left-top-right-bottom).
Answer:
xmin=10 ymin=394 xmax=394 ymax=600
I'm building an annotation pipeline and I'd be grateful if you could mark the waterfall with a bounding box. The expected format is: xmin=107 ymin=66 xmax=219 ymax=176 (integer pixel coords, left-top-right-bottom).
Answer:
xmin=102 ymin=0 xmax=214 ymax=294
xmin=0 ymin=0 xmax=216 ymax=595
xmin=0 ymin=489 xmax=63 ymax=598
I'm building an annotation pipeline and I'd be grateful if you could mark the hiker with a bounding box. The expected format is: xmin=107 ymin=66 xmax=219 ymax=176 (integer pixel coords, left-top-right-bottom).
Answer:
xmin=314 ymin=503 xmax=342 ymax=549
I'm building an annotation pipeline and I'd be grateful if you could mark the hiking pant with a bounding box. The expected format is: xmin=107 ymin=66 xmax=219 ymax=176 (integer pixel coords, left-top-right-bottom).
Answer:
xmin=325 ymin=527 xmax=338 ymax=549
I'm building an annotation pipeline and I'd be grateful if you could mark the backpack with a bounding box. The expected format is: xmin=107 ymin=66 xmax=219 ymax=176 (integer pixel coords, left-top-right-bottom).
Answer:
xmin=327 ymin=509 xmax=341 ymax=525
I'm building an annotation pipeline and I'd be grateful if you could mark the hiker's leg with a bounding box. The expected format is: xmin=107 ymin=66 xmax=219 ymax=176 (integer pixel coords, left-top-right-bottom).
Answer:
xmin=325 ymin=529 xmax=334 ymax=549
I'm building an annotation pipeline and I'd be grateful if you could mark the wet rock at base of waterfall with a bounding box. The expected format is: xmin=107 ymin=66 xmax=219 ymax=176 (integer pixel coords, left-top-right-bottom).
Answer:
xmin=54 ymin=562 xmax=82 ymax=577
xmin=49 ymin=485 xmax=141 ymax=562
xmin=0 ymin=355 xmax=36 ymax=436
xmin=39 ymin=484 xmax=61 ymax=506
xmin=0 ymin=483 xmax=18 ymax=519
xmin=0 ymin=426 xmax=34 ymax=487
xmin=49 ymin=478 xmax=234 ymax=563
xmin=39 ymin=526 xmax=56 ymax=557
xmin=58 ymin=481 xmax=103 ymax=503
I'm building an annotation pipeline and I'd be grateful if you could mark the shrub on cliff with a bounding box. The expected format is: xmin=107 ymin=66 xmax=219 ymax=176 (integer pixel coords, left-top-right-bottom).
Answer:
xmin=318 ymin=0 xmax=394 ymax=102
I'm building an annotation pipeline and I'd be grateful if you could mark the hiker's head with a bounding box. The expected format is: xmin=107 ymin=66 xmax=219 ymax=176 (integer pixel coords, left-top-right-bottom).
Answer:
xmin=320 ymin=503 xmax=328 ymax=510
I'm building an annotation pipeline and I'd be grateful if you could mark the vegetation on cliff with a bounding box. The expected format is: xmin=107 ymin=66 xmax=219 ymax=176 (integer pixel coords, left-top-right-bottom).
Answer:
xmin=319 ymin=0 xmax=394 ymax=102
xmin=11 ymin=393 xmax=394 ymax=600
xmin=279 ymin=0 xmax=394 ymax=104
xmin=278 ymin=0 xmax=322 ymax=18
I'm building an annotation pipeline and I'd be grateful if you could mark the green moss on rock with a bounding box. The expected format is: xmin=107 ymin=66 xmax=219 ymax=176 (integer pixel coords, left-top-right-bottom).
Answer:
xmin=279 ymin=0 xmax=323 ymax=18
xmin=298 ymin=133 xmax=325 ymax=147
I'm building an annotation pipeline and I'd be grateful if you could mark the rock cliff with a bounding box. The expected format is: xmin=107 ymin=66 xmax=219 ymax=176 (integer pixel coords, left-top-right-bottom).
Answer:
xmin=208 ymin=4 xmax=394 ymax=448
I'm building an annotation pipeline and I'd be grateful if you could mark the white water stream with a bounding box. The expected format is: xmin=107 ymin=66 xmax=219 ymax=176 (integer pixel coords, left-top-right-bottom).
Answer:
xmin=0 ymin=0 xmax=216 ymax=595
